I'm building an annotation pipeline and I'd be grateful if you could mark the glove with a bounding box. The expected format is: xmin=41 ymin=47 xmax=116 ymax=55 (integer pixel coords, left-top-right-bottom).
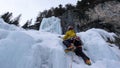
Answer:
xmin=58 ymin=36 xmax=63 ymax=39
xmin=64 ymin=45 xmax=75 ymax=53
xmin=68 ymin=44 xmax=75 ymax=51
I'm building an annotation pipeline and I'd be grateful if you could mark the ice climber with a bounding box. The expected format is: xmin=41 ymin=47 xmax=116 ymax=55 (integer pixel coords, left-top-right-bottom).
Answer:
xmin=62 ymin=25 xmax=91 ymax=65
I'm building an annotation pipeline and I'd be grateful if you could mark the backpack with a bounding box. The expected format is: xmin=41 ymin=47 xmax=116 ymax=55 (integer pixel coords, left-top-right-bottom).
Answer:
xmin=74 ymin=36 xmax=83 ymax=45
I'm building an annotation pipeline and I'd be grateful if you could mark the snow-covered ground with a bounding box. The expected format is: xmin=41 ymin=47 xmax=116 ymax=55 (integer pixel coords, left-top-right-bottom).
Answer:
xmin=0 ymin=18 xmax=120 ymax=68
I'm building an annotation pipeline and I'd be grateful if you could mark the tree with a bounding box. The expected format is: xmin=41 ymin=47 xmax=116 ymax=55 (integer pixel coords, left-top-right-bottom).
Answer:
xmin=58 ymin=4 xmax=66 ymax=15
xmin=50 ymin=7 xmax=55 ymax=16
xmin=12 ymin=14 xmax=22 ymax=26
xmin=22 ymin=19 xmax=32 ymax=29
xmin=53 ymin=4 xmax=66 ymax=17
xmin=1 ymin=12 xmax=12 ymax=23
xmin=42 ymin=10 xmax=48 ymax=18
xmin=65 ymin=4 xmax=75 ymax=10
xmin=22 ymin=20 xmax=29 ymax=29
xmin=46 ymin=10 xmax=52 ymax=18
xmin=54 ymin=7 xmax=59 ymax=17
xmin=36 ymin=12 xmax=43 ymax=24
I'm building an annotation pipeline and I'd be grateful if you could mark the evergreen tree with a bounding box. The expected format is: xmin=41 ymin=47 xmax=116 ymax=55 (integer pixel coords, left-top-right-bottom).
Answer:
xmin=36 ymin=12 xmax=43 ymax=24
xmin=29 ymin=19 xmax=32 ymax=25
xmin=12 ymin=14 xmax=21 ymax=26
xmin=54 ymin=7 xmax=59 ymax=17
xmin=50 ymin=7 xmax=55 ymax=16
xmin=1 ymin=12 xmax=12 ymax=23
xmin=46 ymin=10 xmax=52 ymax=18
xmin=42 ymin=10 xmax=48 ymax=17
xmin=53 ymin=4 xmax=66 ymax=17
xmin=58 ymin=4 xmax=66 ymax=16
xmin=32 ymin=22 xmax=40 ymax=30
xmin=22 ymin=19 xmax=32 ymax=29
xmin=22 ymin=20 xmax=29 ymax=29
xmin=65 ymin=4 xmax=75 ymax=10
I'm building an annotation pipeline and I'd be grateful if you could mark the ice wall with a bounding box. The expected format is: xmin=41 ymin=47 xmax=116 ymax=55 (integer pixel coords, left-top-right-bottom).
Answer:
xmin=39 ymin=16 xmax=62 ymax=34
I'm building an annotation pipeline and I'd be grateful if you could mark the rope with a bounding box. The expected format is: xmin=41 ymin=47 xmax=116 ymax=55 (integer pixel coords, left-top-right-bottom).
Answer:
xmin=70 ymin=53 xmax=73 ymax=68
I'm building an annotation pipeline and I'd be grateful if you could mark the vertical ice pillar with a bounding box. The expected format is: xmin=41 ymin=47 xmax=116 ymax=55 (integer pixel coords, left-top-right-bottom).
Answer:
xmin=39 ymin=16 xmax=62 ymax=34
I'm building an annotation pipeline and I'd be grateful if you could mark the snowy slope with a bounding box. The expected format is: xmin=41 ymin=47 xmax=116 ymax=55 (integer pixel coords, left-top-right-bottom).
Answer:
xmin=0 ymin=18 xmax=120 ymax=68
xmin=0 ymin=18 xmax=23 ymax=31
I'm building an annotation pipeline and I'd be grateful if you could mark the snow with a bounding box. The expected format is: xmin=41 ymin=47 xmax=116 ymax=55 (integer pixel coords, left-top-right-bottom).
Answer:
xmin=0 ymin=18 xmax=23 ymax=31
xmin=77 ymin=28 xmax=120 ymax=61
xmin=0 ymin=17 xmax=120 ymax=68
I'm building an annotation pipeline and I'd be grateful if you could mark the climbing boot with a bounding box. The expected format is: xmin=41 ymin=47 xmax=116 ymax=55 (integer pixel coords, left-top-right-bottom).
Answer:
xmin=85 ymin=59 xmax=91 ymax=65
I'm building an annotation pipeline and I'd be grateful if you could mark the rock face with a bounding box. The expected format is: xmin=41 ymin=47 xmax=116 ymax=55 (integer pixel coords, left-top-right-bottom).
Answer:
xmin=60 ymin=10 xmax=81 ymax=34
xmin=86 ymin=1 xmax=120 ymax=34
xmin=86 ymin=1 xmax=120 ymax=48
xmin=60 ymin=1 xmax=120 ymax=48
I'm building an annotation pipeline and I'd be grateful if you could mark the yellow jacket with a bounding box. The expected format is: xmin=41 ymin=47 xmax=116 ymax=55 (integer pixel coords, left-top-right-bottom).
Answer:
xmin=63 ymin=30 xmax=76 ymax=40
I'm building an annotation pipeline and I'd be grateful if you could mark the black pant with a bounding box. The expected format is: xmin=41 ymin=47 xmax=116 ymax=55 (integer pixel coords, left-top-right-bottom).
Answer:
xmin=63 ymin=38 xmax=90 ymax=62
xmin=74 ymin=47 xmax=90 ymax=62
xmin=63 ymin=39 xmax=73 ymax=47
